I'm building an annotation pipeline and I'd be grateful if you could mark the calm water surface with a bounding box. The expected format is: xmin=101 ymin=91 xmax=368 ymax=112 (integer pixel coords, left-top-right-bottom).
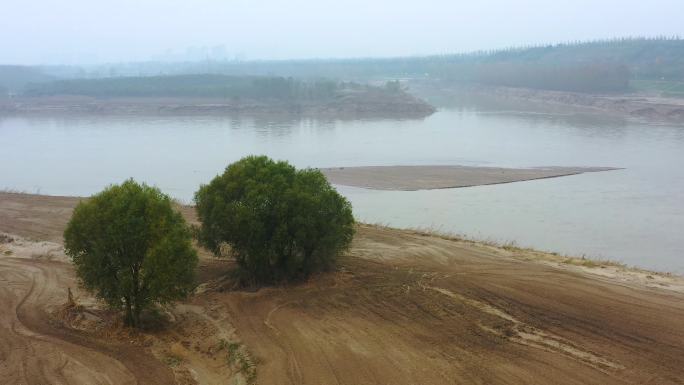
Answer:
xmin=1 ymin=107 xmax=683 ymax=272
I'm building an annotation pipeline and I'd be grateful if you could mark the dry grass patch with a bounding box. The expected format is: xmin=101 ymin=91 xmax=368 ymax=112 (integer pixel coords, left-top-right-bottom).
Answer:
xmin=364 ymin=223 xmax=637 ymax=272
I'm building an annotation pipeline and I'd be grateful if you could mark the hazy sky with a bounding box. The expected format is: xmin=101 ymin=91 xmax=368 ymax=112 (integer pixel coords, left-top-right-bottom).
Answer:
xmin=2 ymin=0 xmax=682 ymax=64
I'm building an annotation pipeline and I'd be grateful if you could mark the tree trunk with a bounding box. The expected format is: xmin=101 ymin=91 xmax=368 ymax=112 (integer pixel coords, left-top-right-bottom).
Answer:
xmin=124 ymin=296 xmax=135 ymax=327
xmin=132 ymin=302 xmax=141 ymax=327
xmin=128 ymin=263 xmax=141 ymax=328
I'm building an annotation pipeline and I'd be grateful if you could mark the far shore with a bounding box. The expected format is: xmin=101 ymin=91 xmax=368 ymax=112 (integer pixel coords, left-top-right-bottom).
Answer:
xmin=410 ymin=81 xmax=684 ymax=125
xmin=0 ymin=93 xmax=436 ymax=120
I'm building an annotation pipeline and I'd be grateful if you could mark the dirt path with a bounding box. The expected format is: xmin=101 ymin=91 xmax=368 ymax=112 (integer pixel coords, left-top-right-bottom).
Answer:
xmin=0 ymin=253 xmax=175 ymax=385
xmin=1 ymin=192 xmax=684 ymax=384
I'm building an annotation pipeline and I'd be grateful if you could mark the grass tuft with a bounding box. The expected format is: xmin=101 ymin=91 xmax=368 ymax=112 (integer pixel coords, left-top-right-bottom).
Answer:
xmin=216 ymin=338 xmax=257 ymax=384
xmin=162 ymin=354 xmax=183 ymax=367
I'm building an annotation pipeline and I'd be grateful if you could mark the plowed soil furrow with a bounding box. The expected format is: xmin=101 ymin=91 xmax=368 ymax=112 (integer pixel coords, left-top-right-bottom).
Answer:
xmin=1 ymin=192 xmax=684 ymax=385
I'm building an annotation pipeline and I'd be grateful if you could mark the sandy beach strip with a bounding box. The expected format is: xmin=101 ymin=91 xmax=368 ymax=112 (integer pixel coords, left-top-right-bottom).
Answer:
xmin=319 ymin=165 xmax=620 ymax=190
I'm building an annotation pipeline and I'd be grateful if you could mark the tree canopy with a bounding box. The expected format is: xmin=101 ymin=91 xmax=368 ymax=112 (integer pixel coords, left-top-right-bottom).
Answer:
xmin=24 ymin=74 xmax=354 ymax=100
xmin=64 ymin=179 xmax=198 ymax=327
xmin=194 ymin=156 xmax=355 ymax=284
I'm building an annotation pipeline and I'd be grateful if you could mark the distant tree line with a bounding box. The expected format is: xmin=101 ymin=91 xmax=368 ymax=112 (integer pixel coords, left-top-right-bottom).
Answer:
xmin=21 ymin=74 xmax=402 ymax=100
xmin=9 ymin=37 xmax=684 ymax=94
xmin=0 ymin=65 xmax=54 ymax=94
xmin=72 ymin=38 xmax=683 ymax=80
xmin=463 ymin=63 xmax=631 ymax=93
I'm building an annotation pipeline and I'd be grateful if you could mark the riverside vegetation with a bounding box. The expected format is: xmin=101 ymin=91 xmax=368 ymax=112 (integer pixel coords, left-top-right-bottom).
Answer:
xmin=63 ymin=156 xmax=354 ymax=326
xmin=64 ymin=180 xmax=198 ymax=328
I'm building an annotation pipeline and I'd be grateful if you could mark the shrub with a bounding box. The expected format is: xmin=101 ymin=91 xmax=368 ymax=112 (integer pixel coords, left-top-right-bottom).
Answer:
xmin=64 ymin=179 xmax=198 ymax=327
xmin=194 ymin=156 xmax=354 ymax=284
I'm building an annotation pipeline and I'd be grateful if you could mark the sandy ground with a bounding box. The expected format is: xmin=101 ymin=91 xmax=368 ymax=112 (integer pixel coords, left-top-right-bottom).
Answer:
xmin=409 ymin=82 xmax=684 ymax=125
xmin=491 ymin=87 xmax=684 ymax=124
xmin=320 ymin=165 xmax=618 ymax=190
xmin=0 ymin=238 xmax=176 ymax=384
xmin=2 ymin=192 xmax=684 ymax=384
xmin=0 ymin=91 xmax=435 ymax=120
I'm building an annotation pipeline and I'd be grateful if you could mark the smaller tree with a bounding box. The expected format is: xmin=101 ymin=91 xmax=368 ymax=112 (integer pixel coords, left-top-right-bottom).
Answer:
xmin=194 ymin=156 xmax=355 ymax=284
xmin=64 ymin=179 xmax=198 ymax=327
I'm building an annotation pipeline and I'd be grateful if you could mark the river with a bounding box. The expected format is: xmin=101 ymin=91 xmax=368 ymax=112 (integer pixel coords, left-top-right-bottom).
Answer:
xmin=1 ymin=102 xmax=683 ymax=272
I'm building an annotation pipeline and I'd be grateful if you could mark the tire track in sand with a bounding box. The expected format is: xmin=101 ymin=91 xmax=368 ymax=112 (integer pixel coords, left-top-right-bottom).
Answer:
xmin=0 ymin=256 xmax=175 ymax=385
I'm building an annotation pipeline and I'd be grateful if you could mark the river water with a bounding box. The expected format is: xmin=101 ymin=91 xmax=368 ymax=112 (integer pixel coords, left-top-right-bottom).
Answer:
xmin=1 ymin=104 xmax=683 ymax=272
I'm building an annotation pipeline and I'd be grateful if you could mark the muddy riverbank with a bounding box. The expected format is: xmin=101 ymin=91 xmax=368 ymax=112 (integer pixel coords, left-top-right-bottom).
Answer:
xmin=2 ymin=192 xmax=684 ymax=384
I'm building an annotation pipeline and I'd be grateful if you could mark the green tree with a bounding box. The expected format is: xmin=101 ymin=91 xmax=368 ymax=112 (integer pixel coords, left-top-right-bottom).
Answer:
xmin=64 ymin=179 xmax=198 ymax=327
xmin=194 ymin=156 xmax=355 ymax=284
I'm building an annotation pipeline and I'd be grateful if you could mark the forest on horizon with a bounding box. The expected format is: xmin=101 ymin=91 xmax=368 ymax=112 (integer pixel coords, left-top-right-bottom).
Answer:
xmin=2 ymin=37 xmax=683 ymax=95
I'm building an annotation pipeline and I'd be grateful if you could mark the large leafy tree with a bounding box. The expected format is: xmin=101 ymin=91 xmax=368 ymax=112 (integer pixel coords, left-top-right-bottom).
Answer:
xmin=64 ymin=179 xmax=198 ymax=327
xmin=194 ymin=156 xmax=354 ymax=284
